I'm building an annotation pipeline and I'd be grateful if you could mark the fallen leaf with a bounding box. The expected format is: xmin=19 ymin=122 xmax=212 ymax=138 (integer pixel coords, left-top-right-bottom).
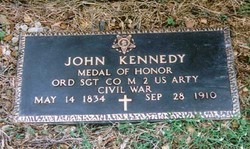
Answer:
xmin=221 ymin=122 xmax=228 ymax=128
xmin=59 ymin=144 xmax=68 ymax=149
xmin=119 ymin=21 xmax=125 ymax=30
xmin=11 ymin=50 xmax=18 ymax=58
xmin=127 ymin=19 xmax=133 ymax=29
xmin=34 ymin=21 xmax=42 ymax=28
xmin=162 ymin=144 xmax=170 ymax=149
xmin=4 ymin=49 xmax=11 ymax=56
xmin=3 ymin=34 xmax=12 ymax=42
xmin=60 ymin=23 xmax=67 ymax=29
xmin=187 ymin=125 xmax=195 ymax=134
xmin=186 ymin=136 xmax=192 ymax=144
xmin=0 ymin=14 xmax=10 ymax=24
xmin=4 ymin=100 xmax=12 ymax=110
xmin=231 ymin=120 xmax=239 ymax=129
xmin=28 ymin=27 xmax=43 ymax=33
xmin=234 ymin=51 xmax=238 ymax=56
xmin=110 ymin=18 xmax=116 ymax=27
xmin=200 ymin=18 xmax=207 ymax=24
xmin=24 ymin=14 xmax=32 ymax=23
xmin=11 ymin=37 xmax=19 ymax=44
xmin=185 ymin=20 xmax=195 ymax=28
xmin=97 ymin=136 xmax=102 ymax=146
xmin=20 ymin=24 xmax=28 ymax=32
xmin=6 ymin=89 xmax=12 ymax=97
xmin=243 ymin=87 xmax=248 ymax=92
xmin=120 ymin=138 xmax=129 ymax=149
xmin=51 ymin=22 xmax=62 ymax=28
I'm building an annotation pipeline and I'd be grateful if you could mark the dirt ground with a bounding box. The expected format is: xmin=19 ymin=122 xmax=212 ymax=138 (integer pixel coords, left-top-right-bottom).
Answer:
xmin=0 ymin=0 xmax=249 ymax=148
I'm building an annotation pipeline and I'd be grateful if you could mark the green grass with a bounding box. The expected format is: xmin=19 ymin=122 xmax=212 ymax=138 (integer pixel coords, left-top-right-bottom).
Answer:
xmin=116 ymin=117 xmax=250 ymax=148
xmin=76 ymin=123 xmax=92 ymax=149
xmin=167 ymin=17 xmax=175 ymax=26
xmin=0 ymin=30 xmax=5 ymax=40
xmin=36 ymin=112 xmax=246 ymax=148
xmin=238 ymin=0 xmax=250 ymax=15
xmin=219 ymin=14 xmax=228 ymax=22
xmin=52 ymin=118 xmax=249 ymax=148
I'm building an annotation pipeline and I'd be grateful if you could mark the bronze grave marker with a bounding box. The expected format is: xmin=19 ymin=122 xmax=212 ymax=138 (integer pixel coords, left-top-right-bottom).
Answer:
xmin=15 ymin=28 xmax=240 ymax=123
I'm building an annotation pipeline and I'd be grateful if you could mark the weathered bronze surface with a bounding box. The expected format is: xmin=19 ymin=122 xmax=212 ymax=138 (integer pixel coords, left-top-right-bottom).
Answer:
xmin=15 ymin=28 xmax=240 ymax=123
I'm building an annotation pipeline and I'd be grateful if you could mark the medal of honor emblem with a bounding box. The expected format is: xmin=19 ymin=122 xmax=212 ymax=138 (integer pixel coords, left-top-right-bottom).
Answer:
xmin=112 ymin=35 xmax=136 ymax=54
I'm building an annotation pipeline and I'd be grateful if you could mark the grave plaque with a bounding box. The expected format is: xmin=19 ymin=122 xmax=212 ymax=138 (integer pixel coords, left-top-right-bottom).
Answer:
xmin=15 ymin=28 xmax=240 ymax=123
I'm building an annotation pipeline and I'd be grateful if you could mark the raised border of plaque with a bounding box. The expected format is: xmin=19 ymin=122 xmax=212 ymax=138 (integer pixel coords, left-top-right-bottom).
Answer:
xmin=14 ymin=28 xmax=240 ymax=123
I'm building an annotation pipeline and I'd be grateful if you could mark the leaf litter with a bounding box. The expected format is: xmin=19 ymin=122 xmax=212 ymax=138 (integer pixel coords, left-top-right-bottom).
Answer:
xmin=0 ymin=0 xmax=249 ymax=148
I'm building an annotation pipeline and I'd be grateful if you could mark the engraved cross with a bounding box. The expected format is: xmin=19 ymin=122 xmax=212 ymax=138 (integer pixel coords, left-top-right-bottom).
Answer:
xmin=119 ymin=95 xmax=132 ymax=111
